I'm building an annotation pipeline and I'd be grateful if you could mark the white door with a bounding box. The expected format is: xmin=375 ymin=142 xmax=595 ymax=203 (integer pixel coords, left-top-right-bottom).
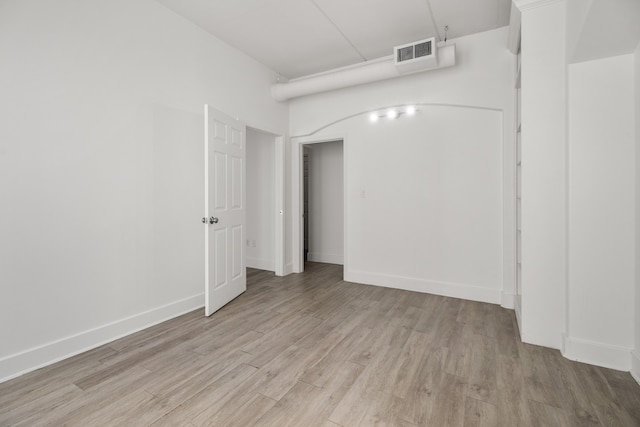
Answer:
xmin=204 ymin=105 xmax=246 ymax=316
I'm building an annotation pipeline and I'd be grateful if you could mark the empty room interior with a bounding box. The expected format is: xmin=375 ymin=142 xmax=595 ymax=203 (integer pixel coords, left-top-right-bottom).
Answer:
xmin=1 ymin=0 xmax=640 ymax=425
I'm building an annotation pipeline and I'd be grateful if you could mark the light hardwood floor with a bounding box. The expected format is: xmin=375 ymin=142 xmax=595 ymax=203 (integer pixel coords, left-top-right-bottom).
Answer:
xmin=1 ymin=262 xmax=639 ymax=426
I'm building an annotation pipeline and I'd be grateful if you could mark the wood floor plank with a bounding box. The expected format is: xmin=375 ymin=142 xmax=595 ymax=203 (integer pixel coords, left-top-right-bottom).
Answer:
xmin=74 ymin=323 xmax=208 ymax=391
xmin=399 ymin=346 xmax=448 ymax=425
xmin=357 ymin=390 xmax=406 ymax=427
xmin=295 ymin=361 xmax=365 ymax=426
xmin=183 ymin=369 xmax=264 ymax=426
xmin=463 ymin=397 xmax=498 ymax=427
xmin=254 ymin=363 xmax=367 ymax=427
xmin=496 ymin=354 xmax=532 ymax=425
xmin=105 ymin=309 xmax=202 ymax=353
xmin=494 ymin=308 xmax=520 ymax=359
xmin=300 ymin=325 xmax=371 ymax=388
xmin=242 ymin=312 xmax=324 ymax=367
xmin=207 ymin=392 xmax=277 ymax=427
xmin=66 ymin=389 xmax=161 ymax=427
xmin=328 ymin=349 xmax=395 ymax=426
xmin=592 ymin=400 xmax=638 ymax=427
xmin=253 ymin=331 xmax=345 ymax=401
xmin=98 ymin=313 xmax=205 ymax=366
xmin=254 ymin=381 xmax=324 ymax=427
xmin=386 ymin=330 xmax=431 ymax=399
xmin=528 ymin=400 xmax=578 ymax=427
xmin=542 ymin=351 xmax=601 ymax=425
xmin=149 ymin=363 xmax=259 ymax=426
xmin=145 ymin=350 xmax=252 ymax=406
xmin=427 ymin=373 xmax=468 ymax=426
xmin=190 ymin=324 xmax=260 ymax=356
xmin=2 ymin=263 xmax=640 ymax=427
xmin=443 ymin=322 xmax=474 ymax=378
xmin=466 ymin=333 xmax=498 ymax=405
xmin=139 ymin=342 xmax=205 ymax=373
xmin=21 ymin=365 xmax=154 ymax=427
xmin=0 ymin=345 xmax=114 ymax=410
xmin=572 ymin=362 xmax=619 ymax=406
xmin=0 ymin=383 xmax=83 ymax=426
xmin=314 ymin=298 xmax=365 ymax=335
xmin=598 ymin=367 xmax=640 ymax=425
xmin=346 ymin=309 xmax=412 ymax=368
xmin=519 ymin=342 xmax=563 ymax=407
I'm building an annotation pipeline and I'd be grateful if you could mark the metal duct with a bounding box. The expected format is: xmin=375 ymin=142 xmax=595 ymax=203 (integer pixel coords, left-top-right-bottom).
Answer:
xmin=271 ymin=44 xmax=456 ymax=101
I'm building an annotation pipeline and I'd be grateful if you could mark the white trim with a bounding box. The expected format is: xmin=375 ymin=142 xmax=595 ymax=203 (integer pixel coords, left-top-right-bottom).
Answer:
xmin=514 ymin=295 xmax=523 ymax=337
xmin=342 ymin=134 xmax=350 ymax=275
xmin=0 ymin=294 xmax=204 ymax=384
xmin=507 ymin=4 xmax=521 ymax=55
xmin=246 ymin=257 xmax=276 ymax=272
xmin=344 ymin=270 xmax=501 ymax=305
xmin=246 ymin=128 xmax=286 ymax=277
xmin=274 ymin=135 xmax=286 ymax=276
xmin=283 ymin=263 xmax=295 ymax=275
xmin=291 ymin=133 xmax=348 ymax=274
xmin=292 ymin=139 xmax=303 ymax=273
xmin=561 ymin=334 xmax=632 ymax=371
xmin=291 ymin=104 xmax=502 ymax=140
xmin=500 ymin=105 xmax=515 ymax=314
xmin=501 ymin=292 xmax=515 ymax=309
xmin=307 ymin=252 xmax=344 ymax=265
xmin=631 ymin=351 xmax=640 ymax=385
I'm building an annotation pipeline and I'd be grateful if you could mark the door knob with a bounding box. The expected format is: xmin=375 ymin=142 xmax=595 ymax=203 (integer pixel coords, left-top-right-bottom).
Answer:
xmin=209 ymin=217 xmax=219 ymax=224
xmin=201 ymin=217 xmax=207 ymax=224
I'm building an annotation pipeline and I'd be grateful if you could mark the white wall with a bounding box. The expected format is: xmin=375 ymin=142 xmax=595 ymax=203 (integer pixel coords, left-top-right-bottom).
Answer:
xmin=290 ymin=29 xmax=513 ymax=137
xmin=290 ymin=27 xmax=515 ymax=306
xmin=307 ymin=141 xmax=344 ymax=265
xmin=634 ymin=41 xmax=640 ymax=382
xmin=298 ymin=107 xmax=503 ymax=302
xmin=0 ymin=0 xmax=288 ymax=382
xmin=246 ymin=129 xmax=276 ymax=271
xmin=566 ymin=54 xmax=635 ymax=369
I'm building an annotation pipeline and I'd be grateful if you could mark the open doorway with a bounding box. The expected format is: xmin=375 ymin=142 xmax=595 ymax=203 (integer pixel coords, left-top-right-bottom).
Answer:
xmin=246 ymin=127 xmax=284 ymax=276
xmin=303 ymin=147 xmax=310 ymax=261
xmin=297 ymin=139 xmax=345 ymax=272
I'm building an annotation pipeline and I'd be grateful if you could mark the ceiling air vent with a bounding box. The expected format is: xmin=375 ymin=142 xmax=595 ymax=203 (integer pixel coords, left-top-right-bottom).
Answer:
xmin=394 ymin=37 xmax=438 ymax=74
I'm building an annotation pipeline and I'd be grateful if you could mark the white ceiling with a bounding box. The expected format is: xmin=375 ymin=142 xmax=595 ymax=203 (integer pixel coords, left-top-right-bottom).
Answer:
xmin=156 ymin=0 xmax=511 ymax=79
xmin=570 ymin=0 xmax=640 ymax=64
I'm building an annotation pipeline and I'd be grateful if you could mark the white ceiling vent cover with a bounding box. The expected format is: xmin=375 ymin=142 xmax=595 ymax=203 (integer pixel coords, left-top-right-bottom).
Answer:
xmin=394 ymin=37 xmax=438 ymax=74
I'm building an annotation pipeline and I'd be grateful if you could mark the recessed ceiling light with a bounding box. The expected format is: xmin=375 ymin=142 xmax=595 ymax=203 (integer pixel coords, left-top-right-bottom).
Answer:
xmin=406 ymin=105 xmax=416 ymax=115
xmin=387 ymin=109 xmax=398 ymax=119
xmin=369 ymin=112 xmax=379 ymax=122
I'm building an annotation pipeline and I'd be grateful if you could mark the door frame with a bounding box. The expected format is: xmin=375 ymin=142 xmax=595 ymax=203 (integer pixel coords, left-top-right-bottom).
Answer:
xmin=291 ymin=134 xmax=347 ymax=273
xmin=274 ymin=135 xmax=285 ymax=277
xmin=246 ymin=127 xmax=286 ymax=276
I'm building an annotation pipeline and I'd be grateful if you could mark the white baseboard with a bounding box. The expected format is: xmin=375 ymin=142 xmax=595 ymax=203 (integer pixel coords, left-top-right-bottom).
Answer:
xmin=307 ymin=252 xmax=344 ymax=265
xmin=344 ymin=270 xmax=501 ymax=304
xmin=501 ymin=292 xmax=515 ymax=309
xmin=561 ymin=334 xmax=632 ymax=371
xmin=246 ymin=257 xmax=275 ymax=272
xmin=514 ymin=296 xmax=523 ymax=338
xmin=283 ymin=263 xmax=294 ymax=275
xmin=631 ymin=351 xmax=640 ymax=385
xmin=0 ymin=293 xmax=204 ymax=384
